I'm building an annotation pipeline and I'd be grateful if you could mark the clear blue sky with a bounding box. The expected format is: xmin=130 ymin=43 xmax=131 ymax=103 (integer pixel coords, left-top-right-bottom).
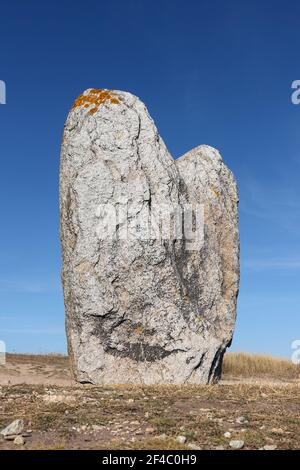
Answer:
xmin=0 ymin=0 xmax=299 ymax=357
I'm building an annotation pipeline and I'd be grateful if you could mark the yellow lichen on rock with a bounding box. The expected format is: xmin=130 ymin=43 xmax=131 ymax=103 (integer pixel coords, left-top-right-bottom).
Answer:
xmin=211 ymin=185 xmax=221 ymax=198
xmin=72 ymin=88 xmax=120 ymax=114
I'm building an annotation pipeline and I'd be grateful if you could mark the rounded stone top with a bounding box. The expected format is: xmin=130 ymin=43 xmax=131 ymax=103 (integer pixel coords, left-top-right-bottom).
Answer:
xmin=72 ymin=88 xmax=121 ymax=115
xmin=177 ymin=144 xmax=222 ymax=165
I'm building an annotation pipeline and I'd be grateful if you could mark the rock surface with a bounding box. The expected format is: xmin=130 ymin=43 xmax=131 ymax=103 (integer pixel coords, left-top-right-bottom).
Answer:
xmin=229 ymin=439 xmax=244 ymax=450
xmin=176 ymin=435 xmax=187 ymax=444
xmin=60 ymin=88 xmax=239 ymax=384
xmin=13 ymin=436 xmax=25 ymax=446
xmin=263 ymin=444 xmax=277 ymax=451
xmin=0 ymin=419 xmax=24 ymax=437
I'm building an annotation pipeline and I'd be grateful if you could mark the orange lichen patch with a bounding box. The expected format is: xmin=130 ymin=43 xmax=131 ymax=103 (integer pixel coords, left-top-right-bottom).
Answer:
xmin=211 ymin=185 xmax=221 ymax=198
xmin=133 ymin=326 xmax=143 ymax=336
xmin=72 ymin=88 xmax=121 ymax=114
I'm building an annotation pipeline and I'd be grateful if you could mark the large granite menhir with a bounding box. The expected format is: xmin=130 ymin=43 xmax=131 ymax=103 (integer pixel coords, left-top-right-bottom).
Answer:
xmin=60 ymin=89 xmax=239 ymax=384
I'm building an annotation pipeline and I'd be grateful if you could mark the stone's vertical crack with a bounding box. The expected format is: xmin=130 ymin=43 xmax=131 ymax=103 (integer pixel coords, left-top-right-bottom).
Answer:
xmin=207 ymin=347 xmax=225 ymax=384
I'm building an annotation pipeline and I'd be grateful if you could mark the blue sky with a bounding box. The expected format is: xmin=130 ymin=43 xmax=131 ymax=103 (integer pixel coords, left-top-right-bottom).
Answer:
xmin=0 ymin=0 xmax=299 ymax=357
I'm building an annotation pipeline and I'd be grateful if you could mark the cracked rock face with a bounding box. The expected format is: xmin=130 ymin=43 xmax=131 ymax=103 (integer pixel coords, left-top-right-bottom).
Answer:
xmin=60 ymin=89 xmax=239 ymax=384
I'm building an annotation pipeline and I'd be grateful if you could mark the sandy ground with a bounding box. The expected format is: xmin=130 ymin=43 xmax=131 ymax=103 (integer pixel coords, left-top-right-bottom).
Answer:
xmin=0 ymin=354 xmax=73 ymax=386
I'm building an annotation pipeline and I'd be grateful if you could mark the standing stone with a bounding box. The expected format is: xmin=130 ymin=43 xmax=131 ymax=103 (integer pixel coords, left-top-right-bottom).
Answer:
xmin=60 ymin=88 xmax=239 ymax=384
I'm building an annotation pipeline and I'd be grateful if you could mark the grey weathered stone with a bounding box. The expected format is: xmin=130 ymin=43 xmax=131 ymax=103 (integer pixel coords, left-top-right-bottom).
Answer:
xmin=13 ymin=435 xmax=25 ymax=445
xmin=60 ymin=88 xmax=239 ymax=385
xmin=0 ymin=419 xmax=24 ymax=437
xmin=236 ymin=416 xmax=248 ymax=424
xmin=176 ymin=435 xmax=187 ymax=444
xmin=229 ymin=439 xmax=244 ymax=449
xmin=263 ymin=444 xmax=277 ymax=451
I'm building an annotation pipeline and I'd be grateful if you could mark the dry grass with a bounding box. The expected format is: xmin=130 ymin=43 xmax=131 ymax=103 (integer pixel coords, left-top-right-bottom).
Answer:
xmin=223 ymin=352 xmax=300 ymax=380
xmin=0 ymin=382 xmax=300 ymax=449
xmin=5 ymin=353 xmax=69 ymax=367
